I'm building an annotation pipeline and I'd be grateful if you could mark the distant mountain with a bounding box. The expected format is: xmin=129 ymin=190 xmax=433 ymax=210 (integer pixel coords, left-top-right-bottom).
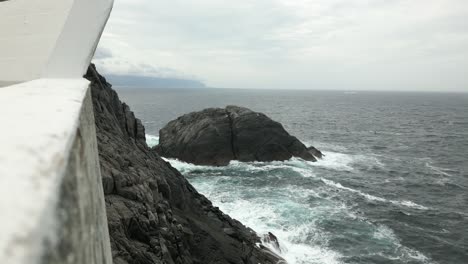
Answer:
xmin=106 ymin=74 xmax=206 ymax=88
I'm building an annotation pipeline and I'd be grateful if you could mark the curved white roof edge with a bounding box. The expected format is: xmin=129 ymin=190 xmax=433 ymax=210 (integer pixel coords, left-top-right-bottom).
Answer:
xmin=0 ymin=0 xmax=114 ymax=263
xmin=0 ymin=0 xmax=114 ymax=85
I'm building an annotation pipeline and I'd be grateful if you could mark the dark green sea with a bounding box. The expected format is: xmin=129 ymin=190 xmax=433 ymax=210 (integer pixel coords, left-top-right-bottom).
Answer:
xmin=117 ymin=87 xmax=468 ymax=264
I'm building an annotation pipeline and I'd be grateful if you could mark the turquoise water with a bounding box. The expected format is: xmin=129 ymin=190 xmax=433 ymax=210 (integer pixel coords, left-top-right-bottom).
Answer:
xmin=118 ymin=88 xmax=467 ymax=264
xmin=147 ymin=137 xmax=438 ymax=264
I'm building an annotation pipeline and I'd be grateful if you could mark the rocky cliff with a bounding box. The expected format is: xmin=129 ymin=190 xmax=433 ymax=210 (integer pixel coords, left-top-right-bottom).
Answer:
xmin=85 ymin=64 xmax=284 ymax=264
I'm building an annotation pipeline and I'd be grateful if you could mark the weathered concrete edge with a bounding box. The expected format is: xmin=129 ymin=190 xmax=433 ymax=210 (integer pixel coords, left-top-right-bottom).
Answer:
xmin=0 ymin=79 xmax=112 ymax=264
xmin=42 ymin=87 xmax=112 ymax=264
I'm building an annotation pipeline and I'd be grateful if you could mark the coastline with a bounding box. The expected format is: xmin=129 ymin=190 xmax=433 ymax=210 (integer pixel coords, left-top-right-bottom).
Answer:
xmin=86 ymin=64 xmax=285 ymax=264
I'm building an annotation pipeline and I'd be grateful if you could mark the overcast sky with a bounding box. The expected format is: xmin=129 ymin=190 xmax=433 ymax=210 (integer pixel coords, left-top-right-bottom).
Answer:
xmin=94 ymin=0 xmax=468 ymax=91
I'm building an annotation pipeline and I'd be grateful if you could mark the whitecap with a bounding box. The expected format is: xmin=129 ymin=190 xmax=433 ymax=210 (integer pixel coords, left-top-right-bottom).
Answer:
xmin=145 ymin=134 xmax=159 ymax=147
xmin=321 ymin=178 xmax=429 ymax=210
xmin=290 ymin=167 xmax=317 ymax=178
xmin=161 ymin=147 xmax=383 ymax=176
xmin=399 ymin=200 xmax=429 ymax=210
xmin=310 ymin=152 xmax=355 ymax=171
xmin=321 ymin=178 xmax=386 ymax=203
xmin=223 ymin=200 xmax=343 ymax=264
xmin=308 ymin=150 xmax=385 ymax=171
xmin=162 ymin=158 xmax=219 ymax=174
xmin=405 ymin=249 xmax=431 ymax=262
xmin=280 ymin=242 xmax=343 ymax=264
xmin=164 ymin=147 xmax=433 ymax=263
xmin=425 ymin=162 xmax=455 ymax=177
xmin=373 ymin=225 xmax=398 ymax=241
xmin=372 ymin=225 xmax=434 ymax=263
xmin=189 ymin=178 xmax=344 ymax=264
xmin=165 ymin=157 xmax=315 ymax=176
xmin=303 ymin=141 xmax=349 ymax=152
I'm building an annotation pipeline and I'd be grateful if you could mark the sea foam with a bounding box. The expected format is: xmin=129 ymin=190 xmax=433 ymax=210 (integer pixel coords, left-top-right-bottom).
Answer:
xmin=321 ymin=178 xmax=429 ymax=210
xmin=197 ymin=187 xmax=344 ymax=264
xmin=145 ymin=134 xmax=159 ymax=147
xmin=155 ymin=135 xmax=433 ymax=263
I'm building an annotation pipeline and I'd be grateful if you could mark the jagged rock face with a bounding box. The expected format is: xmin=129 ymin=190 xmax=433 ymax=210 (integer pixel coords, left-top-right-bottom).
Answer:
xmin=156 ymin=105 xmax=321 ymax=166
xmin=157 ymin=108 xmax=235 ymax=166
xmin=85 ymin=64 xmax=285 ymax=264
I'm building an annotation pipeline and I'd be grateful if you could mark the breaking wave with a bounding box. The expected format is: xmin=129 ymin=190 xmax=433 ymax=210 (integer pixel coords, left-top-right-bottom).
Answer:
xmin=149 ymin=135 xmax=434 ymax=263
xmin=320 ymin=178 xmax=429 ymax=210
xmin=145 ymin=134 xmax=159 ymax=147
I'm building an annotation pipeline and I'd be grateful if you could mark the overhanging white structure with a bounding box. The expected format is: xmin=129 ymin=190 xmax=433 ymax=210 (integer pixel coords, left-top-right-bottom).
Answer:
xmin=0 ymin=0 xmax=114 ymax=264
xmin=0 ymin=0 xmax=113 ymax=85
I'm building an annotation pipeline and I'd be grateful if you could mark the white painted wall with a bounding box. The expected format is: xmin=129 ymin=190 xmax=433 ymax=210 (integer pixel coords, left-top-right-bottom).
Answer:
xmin=0 ymin=80 xmax=113 ymax=264
xmin=0 ymin=79 xmax=89 ymax=263
xmin=0 ymin=0 xmax=114 ymax=263
xmin=0 ymin=0 xmax=113 ymax=85
xmin=45 ymin=0 xmax=114 ymax=78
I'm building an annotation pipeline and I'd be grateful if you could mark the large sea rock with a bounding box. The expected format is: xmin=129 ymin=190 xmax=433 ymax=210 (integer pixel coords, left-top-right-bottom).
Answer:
xmin=156 ymin=106 xmax=322 ymax=166
xmin=85 ymin=64 xmax=285 ymax=264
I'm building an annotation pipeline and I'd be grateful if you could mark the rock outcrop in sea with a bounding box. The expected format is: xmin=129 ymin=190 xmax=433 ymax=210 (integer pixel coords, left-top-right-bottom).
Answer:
xmin=85 ymin=64 xmax=285 ymax=264
xmin=156 ymin=106 xmax=322 ymax=166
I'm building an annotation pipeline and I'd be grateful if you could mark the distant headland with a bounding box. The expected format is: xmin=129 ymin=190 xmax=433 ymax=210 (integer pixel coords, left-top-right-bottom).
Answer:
xmin=106 ymin=74 xmax=206 ymax=88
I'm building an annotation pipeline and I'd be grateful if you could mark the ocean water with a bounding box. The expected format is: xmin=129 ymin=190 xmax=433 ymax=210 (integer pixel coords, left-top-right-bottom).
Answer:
xmin=116 ymin=87 xmax=468 ymax=264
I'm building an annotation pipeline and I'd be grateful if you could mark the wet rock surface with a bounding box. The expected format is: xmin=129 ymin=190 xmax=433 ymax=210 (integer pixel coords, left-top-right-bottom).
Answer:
xmin=156 ymin=106 xmax=322 ymax=166
xmin=263 ymin=232 xmax=281 ymax=253
xmin=85 ymin=64 xmax=284 ymax=264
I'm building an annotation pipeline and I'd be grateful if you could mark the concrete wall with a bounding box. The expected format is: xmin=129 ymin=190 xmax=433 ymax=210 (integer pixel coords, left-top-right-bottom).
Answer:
xmin=0 ymin=0 xmax=114 ymax=262
xmin=44 ymin=0 xmax=114 ymax=78
xmin=42 ymin=90 xmax=112 ymax=264
xmin=0 ymin=80 xmax=112 ymax=264
xmin=0 ymin=0 xmax=113 ymax=86
xmin=0 ymin=0 xmax=74 ymax=85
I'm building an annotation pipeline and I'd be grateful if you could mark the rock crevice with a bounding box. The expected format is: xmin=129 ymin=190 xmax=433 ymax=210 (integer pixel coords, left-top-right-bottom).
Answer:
xmin=85 ymin=64 xmax=285 ymax=264
xmin=225 ymin=109 xmax=238 ymax=160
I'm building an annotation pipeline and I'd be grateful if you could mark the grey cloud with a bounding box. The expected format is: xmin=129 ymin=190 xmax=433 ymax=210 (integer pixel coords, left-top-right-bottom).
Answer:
xmin=94 ymin=46 xmax=113 ymax=59
xmin=96 ymin=0 xmax=468 ymax=91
